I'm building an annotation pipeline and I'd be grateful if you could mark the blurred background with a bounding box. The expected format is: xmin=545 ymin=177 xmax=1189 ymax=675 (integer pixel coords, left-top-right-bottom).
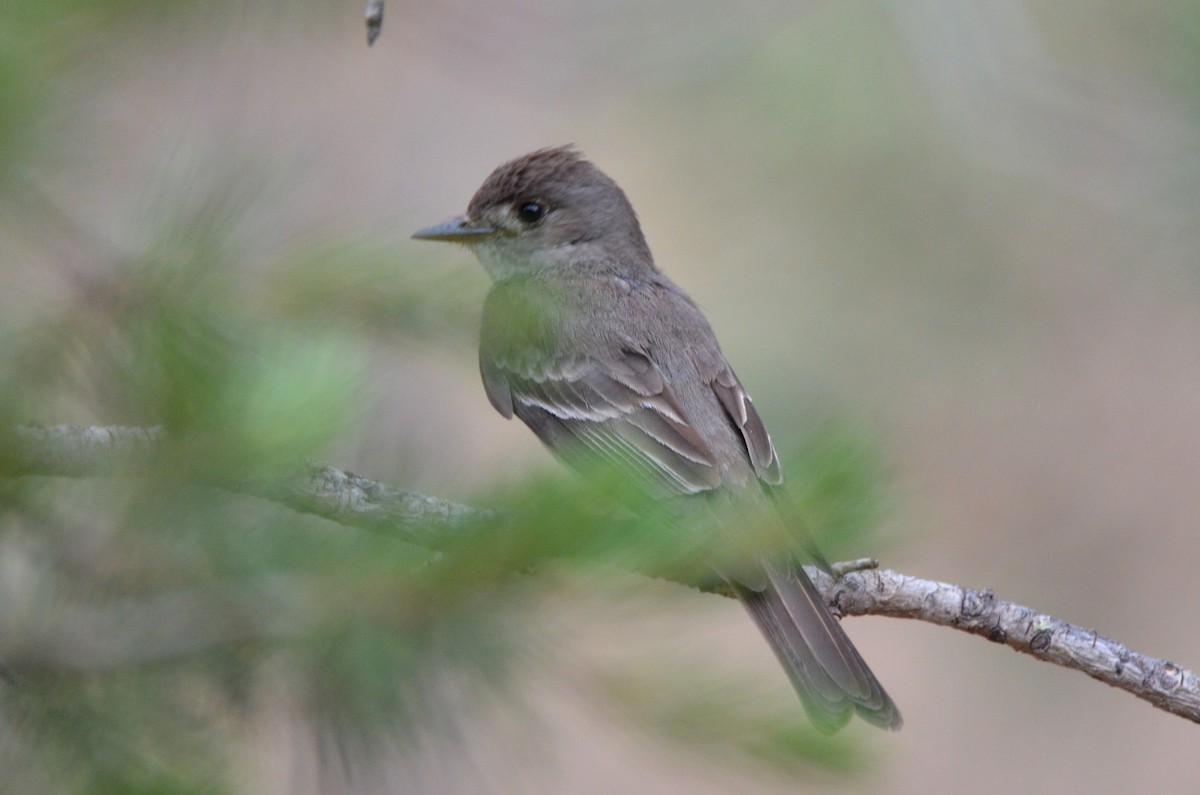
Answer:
xmin=2 ymin=0 xmax=1200 ymax=792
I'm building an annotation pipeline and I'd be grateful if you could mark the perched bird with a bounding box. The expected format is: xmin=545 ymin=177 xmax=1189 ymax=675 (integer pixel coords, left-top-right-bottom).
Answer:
xmin=413 ymin=146 xmax=900 ymax=732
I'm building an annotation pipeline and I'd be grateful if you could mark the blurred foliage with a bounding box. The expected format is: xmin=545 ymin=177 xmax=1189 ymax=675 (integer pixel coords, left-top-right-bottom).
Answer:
xmin=4 ymin=666 xmax=231 ymax=795
xmin=266 ymin=239 xmax=486 ymax=344
xmin=597 ymin=665 xmax=865 ymax=777
xmin=782 ymin=420 xmax=896 ymax=557
xmin=0 ymin=0 xmax=189 ymax=190
xmin=1158 ymin=0 xmax=1200 ymax=115
xmin=0 ymin=2 xmax=900 ymax=793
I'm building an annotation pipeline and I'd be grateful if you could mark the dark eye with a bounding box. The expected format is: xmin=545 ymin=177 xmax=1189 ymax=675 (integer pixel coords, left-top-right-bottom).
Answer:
xmin=516 ymin=200 xmax=546 ymax=224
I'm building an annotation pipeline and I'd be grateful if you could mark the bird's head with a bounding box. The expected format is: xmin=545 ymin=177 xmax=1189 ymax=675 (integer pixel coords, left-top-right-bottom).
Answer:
xmin=413 ymin=146 xmax=653 ymax=281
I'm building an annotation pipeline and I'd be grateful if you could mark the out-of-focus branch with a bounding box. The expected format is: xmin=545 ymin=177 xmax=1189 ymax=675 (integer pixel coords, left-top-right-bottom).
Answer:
xmin=3 ymin=425 xmax=1198 ymax=725
xmin=2 ymin=424 xmax=165 ymax=476
xmin=365 ymin=0 xmax=385 ymax=45
xmin=1 ymin=425 xmax=487 ymax=548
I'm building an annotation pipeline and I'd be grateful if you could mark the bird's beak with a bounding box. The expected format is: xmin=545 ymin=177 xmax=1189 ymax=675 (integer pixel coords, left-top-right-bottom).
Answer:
xmin=412 ymin=215 xmax=495 ymax=243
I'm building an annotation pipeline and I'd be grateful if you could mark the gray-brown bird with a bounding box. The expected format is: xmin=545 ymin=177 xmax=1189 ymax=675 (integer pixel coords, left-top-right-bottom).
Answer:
xmin=413 ymin=146 xmax=900 ymax=732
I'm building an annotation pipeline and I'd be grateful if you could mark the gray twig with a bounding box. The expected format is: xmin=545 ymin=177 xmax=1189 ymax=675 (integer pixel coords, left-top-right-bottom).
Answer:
xmin=815 ymin=567 xmax=1200 ymax=725
xmin=365 ymin=0 xmax=385 ymax=45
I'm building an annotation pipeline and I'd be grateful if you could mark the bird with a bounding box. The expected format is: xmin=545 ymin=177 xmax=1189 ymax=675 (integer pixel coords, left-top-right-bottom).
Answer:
xmin=412 ymin=145 xmax=900 ymax=732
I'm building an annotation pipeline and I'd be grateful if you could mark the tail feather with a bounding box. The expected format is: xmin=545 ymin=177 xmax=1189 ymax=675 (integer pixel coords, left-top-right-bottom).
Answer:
xmin=733 ymin=558 xmax=901 ymax=733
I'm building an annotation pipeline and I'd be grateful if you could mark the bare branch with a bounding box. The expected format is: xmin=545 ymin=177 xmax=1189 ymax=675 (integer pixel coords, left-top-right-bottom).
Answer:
xmin=3 ymin=424 xmax=1198 ymax=724
xmin=813 ymin=567 xmax=1200 ymax=725
xmin=232 ymin=460 xmax=487 ymax=547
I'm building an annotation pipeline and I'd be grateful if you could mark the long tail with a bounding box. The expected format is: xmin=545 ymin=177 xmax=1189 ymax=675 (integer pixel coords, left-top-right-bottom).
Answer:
xmin=732 ymin=558 xmax=901 ymax=733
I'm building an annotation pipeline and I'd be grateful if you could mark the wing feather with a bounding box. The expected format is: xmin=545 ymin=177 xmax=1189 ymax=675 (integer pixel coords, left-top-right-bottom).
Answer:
xmin=712 ymin=367 xmax=783 ymax=485
xmin=482 ymin=346 xmax=723 ymax=494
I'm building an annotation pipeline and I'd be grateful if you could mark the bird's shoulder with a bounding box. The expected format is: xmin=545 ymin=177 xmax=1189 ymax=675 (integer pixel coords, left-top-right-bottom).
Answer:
xmin=481 ymin=264 xmax=708 ymax=351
